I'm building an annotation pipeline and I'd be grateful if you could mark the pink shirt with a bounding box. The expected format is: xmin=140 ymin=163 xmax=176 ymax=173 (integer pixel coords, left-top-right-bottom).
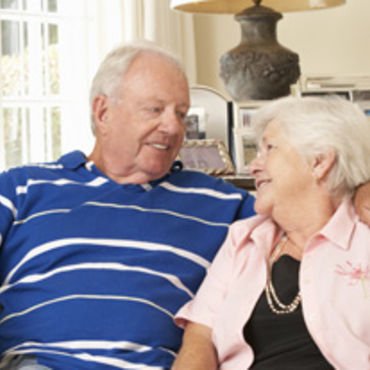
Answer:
xmin=175 ymin=200 xmax=370 ymax=369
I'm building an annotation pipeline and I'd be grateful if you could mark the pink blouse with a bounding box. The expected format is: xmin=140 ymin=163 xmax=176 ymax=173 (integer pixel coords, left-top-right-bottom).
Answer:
xmin=175 ymin=200 xmax=370 ymax=369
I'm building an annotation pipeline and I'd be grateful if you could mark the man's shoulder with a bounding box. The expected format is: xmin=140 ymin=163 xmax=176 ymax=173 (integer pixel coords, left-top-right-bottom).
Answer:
xmin=163 ymin=170 xmax=256 ymax=220
xmin=0 ymin=151 xmax=86 ymax=182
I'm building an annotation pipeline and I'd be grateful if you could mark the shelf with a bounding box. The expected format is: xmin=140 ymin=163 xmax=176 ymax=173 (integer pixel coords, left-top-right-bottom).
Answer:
xmin=223 ymin=175 xmax=255 ymax=191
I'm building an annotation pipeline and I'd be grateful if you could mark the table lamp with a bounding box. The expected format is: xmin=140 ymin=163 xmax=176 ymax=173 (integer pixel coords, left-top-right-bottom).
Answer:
xmin=171 ymin=0 xmax=345 ymax=101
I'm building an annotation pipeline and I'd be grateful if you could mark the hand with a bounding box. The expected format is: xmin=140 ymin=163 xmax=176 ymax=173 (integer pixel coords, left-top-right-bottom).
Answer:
xmin=354 ymin=182 xmax=370 ymax=225
xmin=172 ymin=322 xmax=217 ymax=370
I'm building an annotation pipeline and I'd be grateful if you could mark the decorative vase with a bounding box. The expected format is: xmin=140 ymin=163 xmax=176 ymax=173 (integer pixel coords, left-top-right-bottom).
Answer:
xmin=220 ymin=4 xmax=300 ymax=101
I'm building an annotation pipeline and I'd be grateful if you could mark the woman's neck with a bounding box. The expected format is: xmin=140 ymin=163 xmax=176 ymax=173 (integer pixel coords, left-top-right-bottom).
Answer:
xmin=273 ymin=192 xmax=338 ymax=258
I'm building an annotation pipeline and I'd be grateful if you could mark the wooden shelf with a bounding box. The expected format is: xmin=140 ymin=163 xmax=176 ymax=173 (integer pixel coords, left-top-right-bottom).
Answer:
xmin=223 ymin=175 xmax=255 ymax=191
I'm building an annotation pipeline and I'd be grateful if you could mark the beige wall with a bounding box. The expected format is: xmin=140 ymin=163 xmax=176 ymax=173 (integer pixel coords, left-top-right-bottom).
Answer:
xmin=193 ymin=0 xmax=370 ymax=98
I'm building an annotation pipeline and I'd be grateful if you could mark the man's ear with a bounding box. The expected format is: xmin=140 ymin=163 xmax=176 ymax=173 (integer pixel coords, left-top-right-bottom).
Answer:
xmin=310 ymin=149 xmax=336 ymax=181
xmin=92 ymin=95 xmax=110 ymax=134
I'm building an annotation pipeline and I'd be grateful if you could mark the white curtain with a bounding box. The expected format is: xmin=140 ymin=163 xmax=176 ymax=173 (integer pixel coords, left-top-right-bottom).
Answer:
xmin=121 ymin=0 xmax=197 ymax=84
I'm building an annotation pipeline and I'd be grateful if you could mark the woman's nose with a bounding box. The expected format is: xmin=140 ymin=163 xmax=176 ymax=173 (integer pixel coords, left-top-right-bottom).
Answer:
xmin=248 ymin=154 xmax=263 ymax=176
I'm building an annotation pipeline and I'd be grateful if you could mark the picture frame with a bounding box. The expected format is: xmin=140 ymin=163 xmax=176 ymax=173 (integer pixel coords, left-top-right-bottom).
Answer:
xmin=232 ymin=101 xmax=266 ymax=130
xmin=232 ymin=102 xmax=265 ymax=174
xmin=184 ymin=106 xmax=206 ymax=140
xmin=187 ymin=85 xmax=232 ymax=150
xmin=300 ymin=90 xmax=352 ymax=100
xmin=291 ymin=76 xmax=353 ymax=100
xmin=178 ymin=139 xmax=235 ymax=176
xmin=233 ymin=128 xmax=257 ymax=175
xmin=291 ymin=77 xmax=370 ymax=120
xmin=352 ymin=89 xmax=370 ymax=119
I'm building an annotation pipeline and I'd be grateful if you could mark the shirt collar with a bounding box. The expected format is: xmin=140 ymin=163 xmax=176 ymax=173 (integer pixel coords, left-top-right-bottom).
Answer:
xmin=315 ymin=198 xmax=357 ymax=251
xmin=57 ymin=150 xmax=87 ymax=170
xmin=244 ymin=199 xmax=357 ymax=255
xmin=57 ymin=151 xmax=181 ymax=191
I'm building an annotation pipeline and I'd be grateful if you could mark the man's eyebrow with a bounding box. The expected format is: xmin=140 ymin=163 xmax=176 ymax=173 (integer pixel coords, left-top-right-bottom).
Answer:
xmin=137 ymin=99 xmax=189 ymax=109
xmin=178 ymin=102 xmax=190 ymax=109
xmin=139 ymin=98 xmax=163 ymax=104
xmin=136 ymin=99 xmax=163 ymax=109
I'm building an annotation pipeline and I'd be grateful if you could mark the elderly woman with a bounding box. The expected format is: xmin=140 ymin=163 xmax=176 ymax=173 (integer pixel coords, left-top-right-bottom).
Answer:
xmin=173 ymin=96 xmax=370 ymax=369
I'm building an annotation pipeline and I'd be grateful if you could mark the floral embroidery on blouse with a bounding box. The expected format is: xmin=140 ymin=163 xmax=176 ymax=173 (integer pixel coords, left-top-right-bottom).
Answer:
xmin=336 ymin=261 xmax=370 ymax=298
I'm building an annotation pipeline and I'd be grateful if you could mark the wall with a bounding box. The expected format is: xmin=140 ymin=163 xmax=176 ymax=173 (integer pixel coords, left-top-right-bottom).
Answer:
xmin=193 ymin=0 xmax=370 ymax=98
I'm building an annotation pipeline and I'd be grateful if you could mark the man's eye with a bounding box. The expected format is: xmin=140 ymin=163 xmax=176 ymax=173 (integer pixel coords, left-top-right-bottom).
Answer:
xmin=148 ymin=107 xmax=162 ymax=113
xmin=142 ymin=106 xmax=162 ymax=114
xmin=177 ymin=111 xmax=187 ymax=120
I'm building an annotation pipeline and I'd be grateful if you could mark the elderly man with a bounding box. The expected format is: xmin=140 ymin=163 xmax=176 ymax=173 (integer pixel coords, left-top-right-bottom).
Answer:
xmin=0 ymin=41 xmax=369 ymax=369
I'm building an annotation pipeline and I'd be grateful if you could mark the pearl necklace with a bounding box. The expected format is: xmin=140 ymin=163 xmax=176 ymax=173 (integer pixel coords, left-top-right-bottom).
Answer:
xmin=265 ymin=235 xmax=301 ymax=315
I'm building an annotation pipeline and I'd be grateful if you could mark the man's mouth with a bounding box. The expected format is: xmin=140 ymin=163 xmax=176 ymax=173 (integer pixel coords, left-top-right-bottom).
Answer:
xmin=150 ymin=143 xmax=169 ymax=150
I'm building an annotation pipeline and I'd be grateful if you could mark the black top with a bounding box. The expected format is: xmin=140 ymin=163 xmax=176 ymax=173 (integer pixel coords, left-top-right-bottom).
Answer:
xmin=243 ymin=255 xmax=334 ymax=370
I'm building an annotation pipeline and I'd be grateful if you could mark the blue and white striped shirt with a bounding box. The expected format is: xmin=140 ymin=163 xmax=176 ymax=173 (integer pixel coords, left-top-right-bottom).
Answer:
xmin=0 ymin=151 xmax=255 ymax=369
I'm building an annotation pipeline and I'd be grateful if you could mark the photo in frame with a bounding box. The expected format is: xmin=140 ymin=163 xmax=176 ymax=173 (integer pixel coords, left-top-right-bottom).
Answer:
xmin=233 ymin=128 xmax=257 ymax=175
xmin=300 ymin=90 xmax=351 ymax=100
xmin=352 ymin=89 xmax=370 ymax=120
xmin=232 ymin=102 xmax=265 ymax=175
xmin=232 ymin=101 xmax=266 ymax=130
xmin=184 ymin=106 xmax=206 ymax=140
xmin=178 ymin=139 xmax=235 ymax=176
xmin=291 ymin=79 xmax=370 ymax=120
xmin=291 ymin=76 xmax=356 ymax=101
xmin=188 ymin=85 xmax=231 ymax=150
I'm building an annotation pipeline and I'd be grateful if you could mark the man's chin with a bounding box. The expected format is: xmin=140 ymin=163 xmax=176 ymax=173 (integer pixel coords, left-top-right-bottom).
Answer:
xmin=144 ymin=165 xmax=172 ymax=181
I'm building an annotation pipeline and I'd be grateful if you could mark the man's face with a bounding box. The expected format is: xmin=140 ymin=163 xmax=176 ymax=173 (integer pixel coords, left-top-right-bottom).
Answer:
xmin=93 ymin=53 xmax=190 ymax=183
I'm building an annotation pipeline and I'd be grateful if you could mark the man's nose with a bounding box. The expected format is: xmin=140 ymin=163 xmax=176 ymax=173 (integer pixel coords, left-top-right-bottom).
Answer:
xmin=159 ymin=109 xmax=184 ymax=133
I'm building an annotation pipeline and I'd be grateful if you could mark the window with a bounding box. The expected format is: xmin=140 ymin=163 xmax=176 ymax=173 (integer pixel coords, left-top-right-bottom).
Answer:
xmin=0 ymin=0 xmax=101 ymax=169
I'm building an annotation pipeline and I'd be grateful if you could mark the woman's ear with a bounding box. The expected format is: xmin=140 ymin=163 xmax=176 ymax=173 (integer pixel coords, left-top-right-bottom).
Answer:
xmin=92 ymin=95 xmax=110 ymax=134
xmin=310 ymin=149 xmax=336 ymax=181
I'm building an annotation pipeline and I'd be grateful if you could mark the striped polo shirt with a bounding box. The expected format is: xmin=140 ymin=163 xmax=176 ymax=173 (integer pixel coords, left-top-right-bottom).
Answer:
xmin=0 ymin=151 xmax=255 ymax=369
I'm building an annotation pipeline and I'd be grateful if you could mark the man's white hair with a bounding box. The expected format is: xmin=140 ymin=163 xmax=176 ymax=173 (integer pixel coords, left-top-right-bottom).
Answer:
xmin=89 ymin=40 xmax=187 ymax=135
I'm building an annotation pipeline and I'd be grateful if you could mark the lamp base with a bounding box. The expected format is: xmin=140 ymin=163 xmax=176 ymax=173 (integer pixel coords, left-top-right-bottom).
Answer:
xmin=220 ymin=4 xmax=300 ymax=101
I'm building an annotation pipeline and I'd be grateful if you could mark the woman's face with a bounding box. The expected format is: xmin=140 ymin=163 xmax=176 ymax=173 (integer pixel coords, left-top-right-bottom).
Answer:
xmin=249 ymin=121 xmax=315 ymax=216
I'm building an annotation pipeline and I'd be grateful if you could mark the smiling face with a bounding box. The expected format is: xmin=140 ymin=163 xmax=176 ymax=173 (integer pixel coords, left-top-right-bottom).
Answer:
xmin=249 ymin=121 xmax=316 ymax=217
xmin=90 ymin=52 xmax=190 ymax=184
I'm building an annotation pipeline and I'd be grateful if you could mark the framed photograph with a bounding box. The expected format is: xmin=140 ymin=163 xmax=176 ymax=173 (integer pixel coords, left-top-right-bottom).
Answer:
xmin=184 ymin=106 xmax=206 ymax=140
xmin=187 ymin=85 xmax=231 ymax=150
xmin=232 ymin=102 xmax=265 ymax=175
xmin=291 ymin=76 xmax=358 ymax=101
xmin=178 ymin=139 xmax=235 ymax=176
xmin=352 ymin=89 xmax=370 ymax=118
xmin=233 ymin=128 xmax=257 ymax=175
xmin=301 ymin=90 xmax=352 ymax=100
xmin=233 ymin=101 xmax=266 ymax=130
xmin=292 ymin=78 xmax=370 ymax=119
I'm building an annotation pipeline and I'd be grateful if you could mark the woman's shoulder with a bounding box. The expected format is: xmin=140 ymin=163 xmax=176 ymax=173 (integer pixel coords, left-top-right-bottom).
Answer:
xmin=226 ymin=214 xmax=278 ymax=254
xmin=230 ymin=214 xmax=275 ymax=236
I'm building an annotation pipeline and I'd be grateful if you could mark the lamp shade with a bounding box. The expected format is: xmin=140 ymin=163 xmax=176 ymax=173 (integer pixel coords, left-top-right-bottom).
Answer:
xmin=170 ymin=0 xmax=346 ymax=14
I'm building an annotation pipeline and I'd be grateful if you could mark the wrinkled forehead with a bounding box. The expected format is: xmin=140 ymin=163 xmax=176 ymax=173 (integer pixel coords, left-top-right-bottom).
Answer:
xmin=254 ymin=117 xmax=286 ymax=143
xmin=124 ymin=52 xmax=187 ymax=82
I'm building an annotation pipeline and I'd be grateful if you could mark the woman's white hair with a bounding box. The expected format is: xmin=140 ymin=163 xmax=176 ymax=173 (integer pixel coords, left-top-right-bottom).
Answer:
xmin=251 ymin=95 xmax=370 ymax=198
xmin=89 ymin=40 xmax=187 ymax=135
